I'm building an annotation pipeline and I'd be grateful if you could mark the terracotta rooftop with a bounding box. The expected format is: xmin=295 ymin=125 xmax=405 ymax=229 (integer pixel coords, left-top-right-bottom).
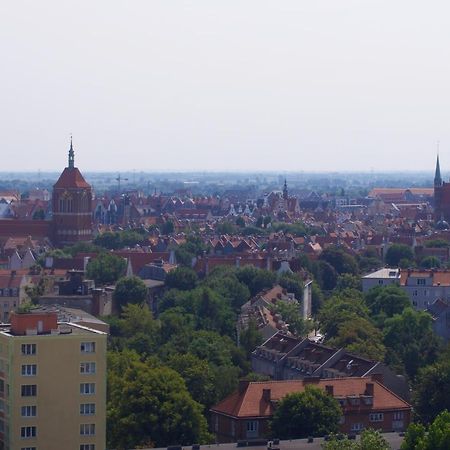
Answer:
xmin=53 ymin=167 xmax=91 ymax=189
xmin=211 ymin=377 xmax=411 ymax=419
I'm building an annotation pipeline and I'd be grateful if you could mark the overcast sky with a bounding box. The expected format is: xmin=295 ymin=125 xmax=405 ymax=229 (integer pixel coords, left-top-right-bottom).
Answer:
xmin=1 ymin=1 xmax=449 ymax=172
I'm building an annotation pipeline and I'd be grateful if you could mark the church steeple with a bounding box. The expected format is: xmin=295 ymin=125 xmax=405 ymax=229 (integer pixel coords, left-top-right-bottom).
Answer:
xmin=283 ymin=179 xmax=288 ymax=200
xmin=68 ymin=135 xmax=75 ymax=169
xmin=434 ymin=149 xmax=442 ymax=187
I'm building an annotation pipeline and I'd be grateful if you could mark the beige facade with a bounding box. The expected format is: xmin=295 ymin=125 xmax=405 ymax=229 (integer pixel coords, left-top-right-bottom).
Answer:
xmin=0 ymin=315 xmax=106 ymax=450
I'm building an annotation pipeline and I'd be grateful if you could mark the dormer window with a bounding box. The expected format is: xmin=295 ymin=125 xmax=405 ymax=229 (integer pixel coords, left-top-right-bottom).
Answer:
xmin=417 ymin=279 xmax=426 ymax=285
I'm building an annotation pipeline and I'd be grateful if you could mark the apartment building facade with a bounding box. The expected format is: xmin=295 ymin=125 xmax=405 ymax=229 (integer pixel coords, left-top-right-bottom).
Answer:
xmin=0 ymin=310 xmax=106 ymax=450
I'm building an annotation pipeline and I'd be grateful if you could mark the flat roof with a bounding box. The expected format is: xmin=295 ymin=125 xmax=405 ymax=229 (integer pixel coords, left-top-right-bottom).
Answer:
xmin=362 ymin=268 xmax=400 ymax=279
xmin=0 ymin=321 xmax=107 ymax=337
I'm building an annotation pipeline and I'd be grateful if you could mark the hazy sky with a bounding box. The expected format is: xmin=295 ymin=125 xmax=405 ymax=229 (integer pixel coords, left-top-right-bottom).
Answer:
xmin=1 ymin=1 xmax=449 ymax=172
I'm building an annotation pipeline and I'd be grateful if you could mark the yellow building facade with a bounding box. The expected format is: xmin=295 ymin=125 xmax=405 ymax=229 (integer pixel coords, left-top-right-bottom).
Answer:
xmin=0 ymin=311 xmax=106 ymax=450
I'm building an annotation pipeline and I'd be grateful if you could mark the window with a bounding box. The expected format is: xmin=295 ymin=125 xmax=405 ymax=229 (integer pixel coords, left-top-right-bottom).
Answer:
xmin=369 ymin=413 xmax=384 ymax=422
xmin=21 ymin=344 xmax=36 ymax=355
xmin=21 ymin=406 xmax=37 ymax=417
xmin=81 ymin=342 xmax=95 ymax=353
xmin=21 ymin=365 xmax=37 ymax=376
xmin=21 ymin=447 xmax=37 ymax=450
xmin=80 ymin=362 xmax=96 ymax=374
xmin=246 ymin=420 xmax=258 ymax=432
xmin=20 ymin=426 xmax=37 ymax=438
xmin=80 ymin=403 xmax=96 ymax=415
xmin=350 ymin=423 xmax=364 ymax=432
xmin=80 ymin=423 xmax=95 ymax=436
xmin=378 ymin=280 xmax=383 ymax=285
xmin=417 ymin=279 xmax=426 ymax=285
xmin=393 ymin=411 xmax=404 ymax=420
xmin=80 ymin=383 xmax=95 ymax=395
xmin=80 ymin=445 xmax=95 ymax=450
xmin=21 ymin=385 xmax=37 ymax=397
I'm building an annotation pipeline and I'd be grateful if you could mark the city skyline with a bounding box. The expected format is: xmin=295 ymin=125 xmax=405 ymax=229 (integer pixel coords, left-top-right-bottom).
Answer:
xmin=1 ymin=1 xmax=449 ymax=172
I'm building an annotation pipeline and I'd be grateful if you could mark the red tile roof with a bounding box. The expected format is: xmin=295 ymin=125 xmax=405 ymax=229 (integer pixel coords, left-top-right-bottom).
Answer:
xmin=53 ymin=168 xmax=91 ymax=189
xmin=211 ymin=377 xmax=410 ymax=418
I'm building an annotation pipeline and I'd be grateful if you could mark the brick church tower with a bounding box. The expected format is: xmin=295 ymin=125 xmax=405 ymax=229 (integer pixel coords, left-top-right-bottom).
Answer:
xmin=52 ymin=138 xmax=93 ymax=246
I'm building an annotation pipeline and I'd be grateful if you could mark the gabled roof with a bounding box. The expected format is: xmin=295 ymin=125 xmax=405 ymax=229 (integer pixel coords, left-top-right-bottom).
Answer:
xmin=211 ymin=377 xmax=411 ymax=419
xmin=53 ymin=168 xmax=91 ymax=189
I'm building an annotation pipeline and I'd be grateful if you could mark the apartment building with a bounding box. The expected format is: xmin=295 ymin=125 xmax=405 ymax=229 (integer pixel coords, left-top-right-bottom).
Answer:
xmin=210 ymin=377 xmax=411 ymax=443
xmin=0 ymin=309 xmax=106 ymax=450
xmin=362 ymin=268 xmax=450 ymax=310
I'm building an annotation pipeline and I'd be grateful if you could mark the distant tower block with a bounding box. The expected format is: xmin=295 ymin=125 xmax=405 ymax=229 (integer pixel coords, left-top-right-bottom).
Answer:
xmin=52 ymin=137 xmax=93 ymax=246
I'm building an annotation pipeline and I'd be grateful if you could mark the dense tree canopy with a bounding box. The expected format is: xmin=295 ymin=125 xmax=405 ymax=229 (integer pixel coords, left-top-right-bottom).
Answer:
xmin=235 ymin=266 xmax=276 ymax=297
xmin=401 ymin=411 xmax=450 ymax=450
xmin=320 ymin=246 xmax=359 ymax=275
xmin=323 ymin=429 xmax=391 ymax=450
xmin=383 ymin=308 xmax=442 ymax=379
xmin=107 ymin=350 xmax=211 ymax=449
xmin=86 ymin=253 xmax=126 ymax=285
xmin=385 ymin=244 xmax=414 ymax=267
xmin=113 ymin=276 xmax=148 ymax=309
xmin=364 ymin=284 xmax=410 ymax=326
xmin=271 ymin=386 xmax=341 ymax=438
xmin=165 ymin=266 xmax=198 ymax=290
xmin=413 ymin=354 xmax=450 ymax=424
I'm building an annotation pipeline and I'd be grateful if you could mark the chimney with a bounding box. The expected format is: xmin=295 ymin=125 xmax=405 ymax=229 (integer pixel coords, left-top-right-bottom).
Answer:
xmin=238 ymin=380 xmax=250 ymax=394
xmin=262 ymin=388 xmax=271 ymax=402
xmin=365 ymin=383 xmax=374 ymax=396
xmin=325 ymin=385 xmax=334 ymax=396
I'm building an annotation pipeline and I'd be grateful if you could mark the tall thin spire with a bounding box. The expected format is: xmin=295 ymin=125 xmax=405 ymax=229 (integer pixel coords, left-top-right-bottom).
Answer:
xmin=434 ymin=141 xmax=442 ymax=187
xmin=283 ymin=178 xmax=288 ymax=200
xmin=68 ymin=135 xmax=75 ymax=169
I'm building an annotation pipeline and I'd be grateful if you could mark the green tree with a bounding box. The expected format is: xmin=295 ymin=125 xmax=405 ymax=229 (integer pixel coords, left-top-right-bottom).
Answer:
xmin=364 ymin=284 xmax=410 ymax=326
xmin=311 ymin=281 xmax=324 ymax=316
xmin=107 ymin=351 xmax=211 ymax=449
xmin=401 ymin=411 xmax=450 ymax=450
xmin=420 ymin=256 xmax=441 ymax=269
xmin=216 ymin=221 xmax=237 ymax=234
xmin=94 ymin=231 xmax=123 ymax=250
xmin=165 ymin=267 xmax=198 ymax=290
xmin=167 ymin=353 xmax=218 ymax=409
xmin=413 ymin=357 xmax=450 ymax=424
xmin=113 ymin=276 xmax=147 ymax=309
xmin=383 ymin=308 xmax=442 ymax=379
xmin=321 ymin=246 xmax=359 ymax=275
xmin=236 ymin=216 xmax=245 ymax=227
xmin=385 ymin=244 xmax=414 ymax=267
xmin=235 ymin=266 xmax=276 ymax=296
xmin=202 ymin=272 xmax=251 ymax=311
xmin=424 ymin=238 xmax=449 ymax=248
xmin=279 ymin=272 xmax=304 ymax=300
xmin=318 ymin=290 xmax=370 ymax=339
xmin=161 ymin=220 xmax=175 ymax=235
xmin=328 ymin=316 xmax=386 ymax=360
xmin=271 ymin=386 xmax=341 ymax=439
xmin=239 ymin=319 xmax=263 ymax=357
xmin=323 ymin=429 xmax=391 ymax=450
xmin=274 ymin=301 xmax=311 ymax=337
xmin=109 ymin=303 xmax=160 ymax=356
xmin=400 ymin=423 xmax=426 ymax=450
xmin=315 ymin=260 xmax=338 ymax=291
xmin=86 ymin=253 xmax=126 ymax=285
xmin=336 ymin=274 xmax=362 ymax=292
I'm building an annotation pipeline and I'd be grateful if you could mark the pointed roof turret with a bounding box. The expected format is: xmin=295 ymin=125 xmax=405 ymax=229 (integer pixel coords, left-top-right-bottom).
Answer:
xmin=68 ymin=135 xmax=75 ymax=169
xmin=53 ymin=137 xmax=91 ymax=189
xmin=435 ymin=149 xmax=442 ymax=187
xmin=283 ymin=179 xmax=288 ymax=200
